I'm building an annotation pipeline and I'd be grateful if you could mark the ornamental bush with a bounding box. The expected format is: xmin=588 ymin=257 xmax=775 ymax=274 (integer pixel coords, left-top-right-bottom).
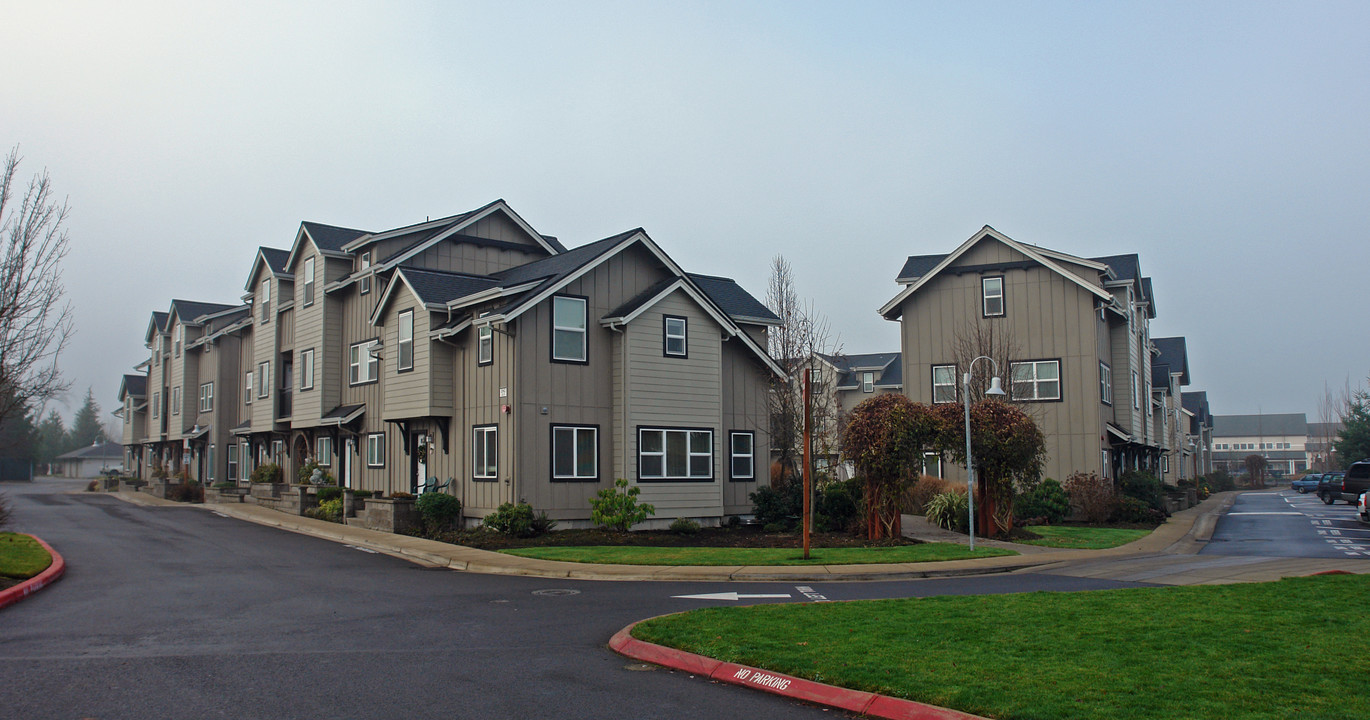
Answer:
xmin=1111 ymin=495 xmax=1166 ymax=525
xmin=416 ymin=492 xmax=462 ymax=535
xmin=749 ymin=481 xmax=802 ymax=529
xmin=250 ymin=462 xmax=283 ymax=484
xmin=1063 ymin=471 xmax=1118 ymax=524
xmin=590 ymin=478 xmax=656 ymax=532
xmin=316 ymin=486 xmax=343 ymax=504
xmin=1014 ymin=477 xmax=1070 ymax=525
xmin=484 ymin=501 xmax=535 ymax=537
xmin=306 ymin=497 xmax=343 ymax=523
xmin=669 ymin=518 xmax=701 ymax=535
xmin=1119 ymin=470 xmax=1165 ymax=513
xmin=297 ymin=459 xmax=336 ymax=486
xmin=925 ymin=491 xmax=969 ymax=533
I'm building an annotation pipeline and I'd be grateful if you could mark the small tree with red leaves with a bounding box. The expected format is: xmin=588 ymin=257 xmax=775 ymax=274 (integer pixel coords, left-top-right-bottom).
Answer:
xmin=932 ymin=399 xmax=1047 ymax=537
xmin=841 ymin=394 xmax=942 ymax=539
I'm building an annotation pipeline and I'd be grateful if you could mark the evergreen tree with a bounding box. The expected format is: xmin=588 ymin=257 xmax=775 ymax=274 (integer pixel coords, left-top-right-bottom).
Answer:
xmin=35 ymin=409 xmax=68 ymax=468
xmin=70 ymin=387 xmax=106 ymax=448
xmin=0 ymin=396 xmax=37 ymax=463
xmin=1334 ymin=386 xmax=1370 ymax=468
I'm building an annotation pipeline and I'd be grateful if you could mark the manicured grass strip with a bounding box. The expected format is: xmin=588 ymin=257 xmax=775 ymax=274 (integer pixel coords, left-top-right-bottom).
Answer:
xmin=0 ymin=532 xmax=52 ymax=579
xmin=634 ymin=574 xmax=1370 ymax=720
xmin=499 ymin=543 xmax=1015 ymax=566
xmin=1017 ymin=525 xmax=1151 ymax=549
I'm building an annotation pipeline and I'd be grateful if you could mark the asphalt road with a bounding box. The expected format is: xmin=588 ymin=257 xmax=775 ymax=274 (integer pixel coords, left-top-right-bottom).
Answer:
xmin=1 ymin=478 xmax=1147 ymax=720
xmin=1202 ymin=489 xmax=1369 ymax=559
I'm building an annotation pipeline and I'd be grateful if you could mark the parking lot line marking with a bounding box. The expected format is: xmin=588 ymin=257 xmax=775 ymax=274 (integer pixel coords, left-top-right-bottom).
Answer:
xmin=1228 ymin=512 xmax=1304 ymax=515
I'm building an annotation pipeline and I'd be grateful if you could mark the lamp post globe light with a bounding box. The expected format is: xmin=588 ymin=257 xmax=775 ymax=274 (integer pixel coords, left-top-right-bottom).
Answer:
xmin=963 ymin=355 xmax=1007 ymax=552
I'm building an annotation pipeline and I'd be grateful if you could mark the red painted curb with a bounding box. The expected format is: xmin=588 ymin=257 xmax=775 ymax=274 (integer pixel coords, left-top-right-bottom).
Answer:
xmin=1309 ymin=570 xmax=1351 ymax=576
xmin=610 ymin=621 xmax=988 ymax=720
xmin=0 ymin=534 xmax=65 ymax=611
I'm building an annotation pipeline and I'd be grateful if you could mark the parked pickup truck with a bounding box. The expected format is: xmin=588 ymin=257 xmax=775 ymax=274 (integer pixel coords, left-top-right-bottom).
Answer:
xmin=1319 ymin=461 xmax=1370 ymax=505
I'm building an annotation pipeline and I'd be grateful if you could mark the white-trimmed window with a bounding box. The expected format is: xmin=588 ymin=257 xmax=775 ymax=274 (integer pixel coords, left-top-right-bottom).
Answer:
xmin=152 ymin=391 xmax=160 ymax=419
xmin=1011 ymin=360 xmax=1061 ymax=401
xmin=244 ymin=371 xmax=253 ymax=405
xmin=1102 ymin=449 xmax=1110 ymax=478
xmin=861 ymin=371 xmax=874 ymax=393
xmin=478 ymin=325 xmax=493 ymax=365
xmin=227 ymin=444 xmax=238 ymax=480
xmin=982 ymin=276 xmax=1004 ymax=317
xmin=551 ymin=295 xmax=587 ymax=362
xmin=397 ymin=310 xmax=414 ymax=372
xmin=366 ymin=433 xmax=385 ymax=468
xmin=260 ymin=281 xmax=271 ymax=323
xmin=932 ymin=365 xmax=957 ymax=404
xmin=302 ymin=256 xmax=315 ymax=307
xmin=257 ymin=362 xmax=270 ymax=398
xmin=300 ymin=348 xmax=315 ymax=390
xmin=317 ymin=436 xmax=333 ymax=467
xmin=349 ymin=341 xmax=378 ymax=384
xmin=174 ymin=325 xmax=183 ymax=357
xmin=271 ymin=439 xmax=283 ymax=464
xmin=359 ymin=252 xmax=372 ymax=294
xmin=1132 ymin=371 xmax=1140 ymax=409
xmin=729 ymin=431 xmax=754 ymax=480
xmin=1100 ymin=362 xmax=1112 ymax=405
xmin=639 ymin=428 xmax=713 ymax=481
xmin=207 ymin=444 xmax=215 ymax=481
xmin=172 ymin=386 xmax=181 ymax=415
xmin=199 ymin=382 xmax=214 ymax=413
xmin=664 ymin=316 xmax=687 ymax=357
xmin=473 ymin=425 xmax=498 ymax=479
xmin=923 ymin=452 xmax=942 ymax=478
xmin=552 ymin=425 xmax=597 ymax=480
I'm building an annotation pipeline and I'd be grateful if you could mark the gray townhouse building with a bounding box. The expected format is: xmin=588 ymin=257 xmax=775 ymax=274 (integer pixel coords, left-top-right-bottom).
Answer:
xmin=878 ymin=225 xmax=1214 ymax=485
xmin=120 ymin=200 xmax=783 ymax=527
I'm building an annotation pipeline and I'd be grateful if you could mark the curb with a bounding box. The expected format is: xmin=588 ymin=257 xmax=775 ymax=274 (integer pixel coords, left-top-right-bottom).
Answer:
xmin=610 ymin=620 xmax=988 ymax=720
xmin=0 ymin=534 xmax=66 ymax=611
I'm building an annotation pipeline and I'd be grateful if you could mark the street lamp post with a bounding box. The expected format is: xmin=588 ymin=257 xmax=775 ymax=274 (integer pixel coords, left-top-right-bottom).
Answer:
xmin=963 ymin=355 xmax=1007 ymax=552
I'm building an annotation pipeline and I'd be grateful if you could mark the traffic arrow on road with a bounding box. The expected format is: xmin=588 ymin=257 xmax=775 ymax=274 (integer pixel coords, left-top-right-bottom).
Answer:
xmin=671 ymin=592 xmax=792 ymax=601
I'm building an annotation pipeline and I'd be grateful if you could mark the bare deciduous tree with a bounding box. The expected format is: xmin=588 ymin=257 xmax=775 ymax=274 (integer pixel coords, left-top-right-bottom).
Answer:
xmin=766 ymin=255 xmax=841 ymax=482
xmin=1314 ymin=379 xmax=1352 ymax=471
xmin=0 ymin=146 xmax=73 ymax=428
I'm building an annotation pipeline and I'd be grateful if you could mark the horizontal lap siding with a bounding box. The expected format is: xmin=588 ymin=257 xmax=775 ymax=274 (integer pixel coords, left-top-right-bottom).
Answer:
xmin=291 ymin=246 xmax=327 ymax=427
xmin=381 ymin=287 xmax=433 ymax=420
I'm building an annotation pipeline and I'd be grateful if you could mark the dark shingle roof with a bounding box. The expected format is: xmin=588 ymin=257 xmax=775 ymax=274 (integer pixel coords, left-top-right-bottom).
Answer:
xmin=302 ymin=221 xmax=371 ymax=252
xmin=1212 ymin=413 xmax=1307 ymax=437
xmin=818 ymin=352 xmax=901 ymax=373
xmin=1152 ymin=337 xmax=1189 ymax=385
xmin=57 ymin=441 xmax=123 ymax=460
xmin=603 ymin=278 xmax=678 ymax=320
xmin=152 ymin=311 xmax=169 ymax=333
xmin=1092 ymin=254 xmax=1140 ymax=282
xmin=486 ymin=230 xmax=639 ymax=315
xmin=1182 ymin=390 xmax=1210 ymax=429
xmin=897 ymin=254 xmax=948 ymax=282
xmin=170 ymin=299 xmax=238 ymax=325
xmin=1141 ymin=277 xmax=1156 ymax=318
xmin=398 ymin=267 xmax=502 ymax=306
xmin=1151 ymin=362 xmax=1171 ymax=390
xmin=121 ymin=374 xmax=147 ymax=399
xmin=687 ymin=274 xmax=779 ymax=324
xmin=260 ymin=247 xmax=290 ymax=274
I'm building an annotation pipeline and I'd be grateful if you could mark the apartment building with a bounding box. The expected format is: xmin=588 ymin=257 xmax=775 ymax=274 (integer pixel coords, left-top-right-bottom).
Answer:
xmin=878 ymin=225 xmax=1211 ymax=484
xmin=122 ymin=200 xmax=781 ymax=526
xmin=1212 ymin=413 xmax=1309 ymax=475
xmin=1151 ymin=336 xmax=1192 ymax=483
xmin=1182 ymin=391 xmax=1215 ymax=477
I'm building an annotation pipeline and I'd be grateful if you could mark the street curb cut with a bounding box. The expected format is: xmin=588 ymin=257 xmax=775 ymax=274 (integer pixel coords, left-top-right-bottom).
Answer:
xmin=0 ymin=534 xmax=65 ymax=611
xmin=609 ymin=620 xmax=988 ymax=720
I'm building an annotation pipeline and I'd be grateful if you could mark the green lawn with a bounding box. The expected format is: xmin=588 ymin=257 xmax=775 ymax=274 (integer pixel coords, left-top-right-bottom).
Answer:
xmin=500 ymin=543 xmax=1016 ymax=566
xmin=633 ymin=573 xmax=1370 ymax=720
xmin=1017 ymin=525 xmax=1151 ymax=549
xmin=0 ymin=532 xmax=52 ymax=579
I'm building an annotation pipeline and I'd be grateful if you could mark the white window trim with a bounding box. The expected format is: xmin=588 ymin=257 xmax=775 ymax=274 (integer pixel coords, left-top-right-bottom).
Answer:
xmin=302 ymin=256 xmax=315 ymax=307
xmin=1100 ymin=362 xmax=1112 ymax=405
xmin=227 ymin=444 xmax=238 ymax=481
xmin=244 ymin=371 xmax=253 ymax=405
xmin=982 ymin=276 xmax=1005 ymax=317
xmin=397 ymin=310 xmax=414 ymax=372
xmin=932 ymin=364 xmax=957 ymax=404
xmin=638 ymin=428 xmax=714 ymax=481
xmin=1011 ymin=360 xmax=1061 ymax=401
xmin=152 ymin=391 xmax=160 ymax=419
xmin=923 ymin=452 xmax=942 ymax=478
xmin=729 ymin=431 xmax=754 ymax=480
xmin=261 ymin=281 xmax=271 ymax=323
xmin=861 ymin=371 xmax=874 ymax=393
xmin=366 ymin=433 xmax=385 ymax=468
xmin=199 ymin=382 xmax=214 ymax=413
xmin=317 ymin=436 xmax=332 ymax=467
xmin=551 ymin=295 xmax=587 ymax=362
xmin=349 ymin=340 xmax=379 ymax=385
xmin=1132 ymin=370 xmax=1140 ymax=409
xmin=552 ymin=425 xmax=598 ymax=480
xmin=257 ymin=362 xmax=270 ymax=399
xmin=172 ymin=386 xmax=181 ymax=415
xmin=473 ymin=426 xmax=498 ymax=479
xmin=664 ymin=316 xmax=687 ymax=357
xmin=477 ymin=325 xmax=493 ymax=365
xmin=300 ymin=348 xmax=315 ymax=390
xmin=359 ymin=252 xmax=372 ymax=295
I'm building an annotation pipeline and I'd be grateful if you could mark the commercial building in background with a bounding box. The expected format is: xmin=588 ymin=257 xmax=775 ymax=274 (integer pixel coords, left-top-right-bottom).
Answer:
xmin=1211 ymin=413 xmax=1309 ymax=475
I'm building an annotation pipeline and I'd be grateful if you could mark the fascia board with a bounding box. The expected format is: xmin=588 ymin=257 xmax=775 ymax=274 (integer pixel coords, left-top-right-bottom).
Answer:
xmin=367 ymin=271 xmax=412 ymax=326
xmin=732 ymin=315 xmax=783 ymax=327
xmin=380 ymin=201 xmax=558 ymax=269
xmin=445 ymin=280 xmax=543 ymax=312
xmin=599 ymin=279 xmax=687 ymax=326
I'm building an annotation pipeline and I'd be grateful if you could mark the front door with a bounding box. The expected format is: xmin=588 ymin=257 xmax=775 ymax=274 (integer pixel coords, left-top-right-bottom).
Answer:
xmin=342 ymin=437 xmax=354 ymax=489
xmin=411 ymin=432 xmax=428 ymax=494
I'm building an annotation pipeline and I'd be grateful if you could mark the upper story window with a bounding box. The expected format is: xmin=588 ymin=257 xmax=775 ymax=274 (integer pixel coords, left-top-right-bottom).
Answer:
xmin=551 ymin=295 xmax=587 ymax=363
xmin=172 ymin=386 xmax=181 ymax=415
xmin=1100 ymin=362 xmax=1112 ymax=405
xmin=303 ymin=256 xmax=315 ymax=307
xmin=174 ymin=325 xmax=183 ymax=357
xmin=478 ymin=325 xmax=493 ymax=365
xmin=1131 ymin=370 xmax=1140 ymax=409
xmin=397 ymin=310 xmax=414 ymax=372
xmin=359 ymin=252 xmax=372 ymax=295
xmin=1011 ymin=360 xmax=1060 ymax=401
xmin=349 ymin=340 xmax=378 ymax=384
xmin=199 ymin=382 xmax=213 ymax=413
xmin=664 ymin=316 xmax=687 ymax=357
xmin=300 ymin=348 xmax=315 ymax=390
xmin=244 ymin=371 xmax=253 ymax=405
xmin=861 ymin=371 xmax=875 ymax=393
xmin=260 ymin=281 xmax=271 ymax=323
xmin=932 ymin=365 xmax=957 ymax=404
xmin=152 ymin=391 xmax=160 ymax=419
xmin=257 ymin=362 xmax=270 ymax=399
xmin=982 ymin=276 xmax=1004 ymax=317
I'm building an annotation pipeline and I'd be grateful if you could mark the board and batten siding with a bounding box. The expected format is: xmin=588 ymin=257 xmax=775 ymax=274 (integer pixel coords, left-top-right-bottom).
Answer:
xmin=898 ymin=236 xmax=1104 ymax=485
xmin=289 ymin=244 xmax=328 ymax=428
xmin=460 ymin=313 xmax=517 ymax=517
xmin=720 ymin=338 xmax=771 ymax=514
xmin=380 ymin=286 xmax=436 ymax=420
xmin=337 ymin=277 xmax=390 ymax=493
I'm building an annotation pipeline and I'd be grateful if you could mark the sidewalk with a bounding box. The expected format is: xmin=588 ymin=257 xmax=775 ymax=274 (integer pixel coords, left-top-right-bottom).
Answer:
xmin=111 ymin=488 xmax=1369 ymax=584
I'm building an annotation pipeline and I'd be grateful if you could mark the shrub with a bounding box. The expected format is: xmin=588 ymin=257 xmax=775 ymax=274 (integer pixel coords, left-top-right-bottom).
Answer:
xmin=1015 ymin=477 xmax=1070 ymax=525
xmin=250 ymin=463 xmax=283 ymax=484
xmin=352 ymin=490 xmax=374 ymax=499
xmin=590 ymin=478 xmax=656 ymax=532
xmin=1112 ymin=495 xmax=1166 ymax=525
xmin=1063 ymin=472 xmax=1119 ymax=523
xmin=669 ymin=518 xmax=701 ymax=535
xmin=762 ymin=521 xmax=788 ymax=533
xmin=212 ymin=481 xmax=236 ymax=491
xmin=316 ymin=486 xmax=343 ymax=504
xmin=909 ymin=475 xmax=953 ymax=515
xmin=168 ymin=481 xmax=203 ymax=503
xmin=86 ymin=480 xmax=98 ymax=492
xmin=306 ymin=498 xmax=343 ymax=523
xmin=725 ymin=514 xmax=742 ymax=528
xmin=749 ymin=481 xmax=802 ymax=528
xmin=816 ymin=477 xmax=863 ymax=532
xmin=298 ymin=460 xmax=336 ymax=486
xmin=924 ymin=491 xmax=969 ymax=533
xmin=391 ymin=492 xmax=414 ymax=499
xmin=484 ymin=501 xmax=535 ymax=537
xmin=0 ymin=492 xmax=10 ymax=530
xmin=1207 ymin=470 xmax=1235 ymax=492
xmin=529 ymin=510 xmax=558 ymax=536
xmin=416 ymin=492 xmax=462 ymax=535
xmin=1119 ymin=470 xmax=1165 ymax=512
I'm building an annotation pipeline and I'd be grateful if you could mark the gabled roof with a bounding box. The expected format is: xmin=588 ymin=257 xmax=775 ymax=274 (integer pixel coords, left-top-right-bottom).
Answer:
xmin=347 ymin=199 xmax=561 ymax=266
xmin=168 ymin=299 xmax=238 ymax=329
xmin=1093 ymin=254 xmax=1156 ymax=318
xmin=282 ymin=221 xmax=372 ymax=275
xmin=1212 ymin=413 xmax=1307 ymax=437
xmin=144 ymin=311 xmax=170 ymax=344
xmin=1181 ymin=391 xmax=1211 ymax=426
xmin=1141 ymin=277 xmax=1156 ymax=318
xmin=687 ymin=274 xmax=781 ymax=325
xmin=896 ymin=254 xmax=948 ymax=284
xmin=57 ymin=441 xmax=123 ymax=461
xmin=119 ymin=374 xmax=147 ymax=400
xmin=816 ymin=351 xmax=900 ymax=373
xmin=244 ymin=246 xmax=294 ymax=291
xmin=368 ymin=266 xmax=504 ymax=323
xmin=880 ymin=226 xmax=1113 ymax=320
xmin=1152 ymin=336 xmax=1189 ymax=385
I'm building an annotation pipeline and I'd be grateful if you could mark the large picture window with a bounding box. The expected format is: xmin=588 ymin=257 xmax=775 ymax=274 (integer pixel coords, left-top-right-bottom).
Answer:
xmin=729 ymin=431 xmax=754 ymax=480
xmin=664 ymin=316 xmax=687 ymax=357
xmin=350 ymin=340 xmax=378 ymax=384
xmin=932 ymin=365 xmax=957 ymax=404
xmin=1011 ymin=360 xmax=1061 ymax=401
xmin=551 ymin=295 xmax=587 ymax=362
xmin=552 ymin=425 xmax=597 ymax=481
xmin=473 ymin=425 xmax=498 ymax=479
xmin=397 ymin=310 xmax=414 ymax=372
xmin=639 ymin=428 xmax=713 ymax=481
xmin=982 ymin=276 xmax=1004 ymax=317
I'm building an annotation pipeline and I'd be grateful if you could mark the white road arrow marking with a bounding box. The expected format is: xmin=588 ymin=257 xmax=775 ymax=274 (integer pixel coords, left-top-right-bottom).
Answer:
xmin=671 ymin=592 xmax=792 ymax=601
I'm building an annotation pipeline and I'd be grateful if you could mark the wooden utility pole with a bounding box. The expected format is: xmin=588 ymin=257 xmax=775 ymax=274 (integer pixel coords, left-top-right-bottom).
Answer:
xmin=802 ymin=368 xmax=812 ymax=559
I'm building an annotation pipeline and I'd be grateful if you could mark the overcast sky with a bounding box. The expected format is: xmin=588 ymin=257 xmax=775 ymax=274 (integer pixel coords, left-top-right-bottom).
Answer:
xmin=3 ymin=1 xmax=1367 ymax=426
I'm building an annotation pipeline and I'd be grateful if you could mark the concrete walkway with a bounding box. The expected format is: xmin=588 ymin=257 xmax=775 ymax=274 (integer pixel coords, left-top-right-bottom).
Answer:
xmin=111 ymin=488 xmax=1370 ymax=584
